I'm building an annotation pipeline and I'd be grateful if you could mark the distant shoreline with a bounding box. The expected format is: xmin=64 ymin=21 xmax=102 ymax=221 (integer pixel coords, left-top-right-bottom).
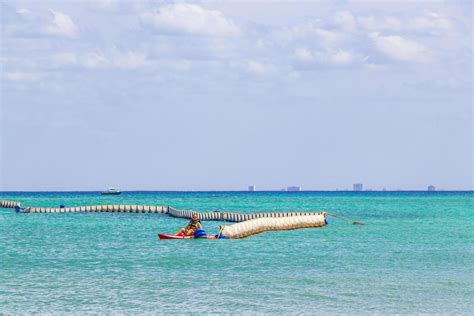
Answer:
xmin=1 ymin=190 xmax=472 ymax=193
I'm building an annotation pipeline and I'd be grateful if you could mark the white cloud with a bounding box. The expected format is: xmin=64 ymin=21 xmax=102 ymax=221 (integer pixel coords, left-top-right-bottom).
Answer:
xmin=245 ymin=60 xmax=266 ymax=75
xmin=275 ymin=23 xmax=345 ymax=49
xmin=295 ymin=47 xmax=355 ymax=66
xmin=52 ymin=52 xmax=78 ymax=65
xmin=330 ymin=50 xmax=353 ymax=65
xmin=370 ymin=33 xmax=428 ymax=62
xmin=96 ymin=0 xmax=116 ymax=9
xmin=228 ymin=59 xmax=273 ymax=77
xmin=315 ymin=28 xmax=345 ymax=48
xmin=409 ymin=12 xmax=453 ymax=34
xmin=4 ymin=0 xmax=464 ymax=86
xmin=82 ymin=53 xmax=108 ymax=68
xmin=141 ymin=4 xmax=239 ymax=36
xmin=51 ymin=51 xmax=159 ymax=71
xmin=54 ymin=52 xmax=138 ymax=70
xmin=43 ymin=10 xmax=79 ymax=38
xmin=113 ymin=52 xmax=148 ymax=70
xmin=5 ymin=72 xmax=42 ymax=81
xmin=294 ymin=47 xmax=314 ymax=62
xmin=334 ymin=11 xmax=357 ymax=31
xmin=359 ymin=16 xmax=403 ymax=32
xmin=359 ymin=12 xmax=453 ymax=35
xmin=16 ymin=8 xmax=31 ymax=14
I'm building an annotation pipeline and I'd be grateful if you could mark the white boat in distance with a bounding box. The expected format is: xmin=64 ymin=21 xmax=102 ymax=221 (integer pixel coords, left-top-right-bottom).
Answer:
xmin=101 ymin=188 xmax=121 ymax=195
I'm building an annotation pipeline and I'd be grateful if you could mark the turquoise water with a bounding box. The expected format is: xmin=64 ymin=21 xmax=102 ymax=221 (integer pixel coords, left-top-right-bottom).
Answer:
xmin=1 ymin=191 xmax=472 ymax=314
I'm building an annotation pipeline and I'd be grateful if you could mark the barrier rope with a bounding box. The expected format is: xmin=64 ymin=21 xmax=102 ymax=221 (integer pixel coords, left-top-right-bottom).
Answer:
xmin=327 ymin=213 xmax=365 ymax=225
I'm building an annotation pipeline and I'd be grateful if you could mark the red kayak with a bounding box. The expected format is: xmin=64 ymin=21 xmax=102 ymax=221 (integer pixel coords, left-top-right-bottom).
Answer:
xmin=158 ymin=233 xmax=217 ymax=240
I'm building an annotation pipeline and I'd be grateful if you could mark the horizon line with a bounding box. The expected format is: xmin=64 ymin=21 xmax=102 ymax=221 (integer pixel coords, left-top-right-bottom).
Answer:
xmin=0 ymin=190 xmax=473 ymax=193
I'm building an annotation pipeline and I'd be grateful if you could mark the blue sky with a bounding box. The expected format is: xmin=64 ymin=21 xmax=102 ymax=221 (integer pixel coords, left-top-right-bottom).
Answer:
xmin=1 ymin=0 xmax=472 ymax=191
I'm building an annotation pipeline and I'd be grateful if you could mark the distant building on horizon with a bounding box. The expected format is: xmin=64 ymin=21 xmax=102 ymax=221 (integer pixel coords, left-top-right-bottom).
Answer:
xmin=287 ymin=186 xmax=301 ymax=192
xmin=427 ymin=185 xmax=436 ymax=191
xmin=353 ymin=183 xmax=363 ymax=191
xmin=248 ymin=185 xmax=256 ymax=192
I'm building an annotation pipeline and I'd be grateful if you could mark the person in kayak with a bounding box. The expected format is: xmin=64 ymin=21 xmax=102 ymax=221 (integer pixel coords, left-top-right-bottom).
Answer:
xmin=176 ymin=214 xmax=202 ymax=236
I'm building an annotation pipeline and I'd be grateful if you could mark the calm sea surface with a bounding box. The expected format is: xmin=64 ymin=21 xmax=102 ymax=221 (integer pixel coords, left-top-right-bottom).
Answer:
xmin=0 ymin=191 xmax=472 ymax=314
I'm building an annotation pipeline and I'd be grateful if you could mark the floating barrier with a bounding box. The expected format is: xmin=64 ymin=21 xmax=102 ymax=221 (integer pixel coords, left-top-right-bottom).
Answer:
xmin=1 ymin=200 xmax=327 ymax=224
xmin=0 ymin=201 xmax=170 ymax=214
xmin=2 ymin=200 xmax=335 ymax=239
xmin=26 ymin=204 xmax=169 ymax=214
xmin=0 ymin=200 xmax=21 ymax=208
xmin=168 ymin=207 xmax=320 ymax=222
xmin=219 ymin=212 xmax=327 ymax=239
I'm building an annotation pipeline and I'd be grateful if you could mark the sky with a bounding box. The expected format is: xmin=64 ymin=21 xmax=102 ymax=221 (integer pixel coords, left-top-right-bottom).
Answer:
xmin=0 ymin=0 xmax=472 ymax=191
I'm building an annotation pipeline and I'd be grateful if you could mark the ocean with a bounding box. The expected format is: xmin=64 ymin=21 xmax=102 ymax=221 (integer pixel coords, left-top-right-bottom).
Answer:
xmin=0 ymin=191 xmax=472 ymax=314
